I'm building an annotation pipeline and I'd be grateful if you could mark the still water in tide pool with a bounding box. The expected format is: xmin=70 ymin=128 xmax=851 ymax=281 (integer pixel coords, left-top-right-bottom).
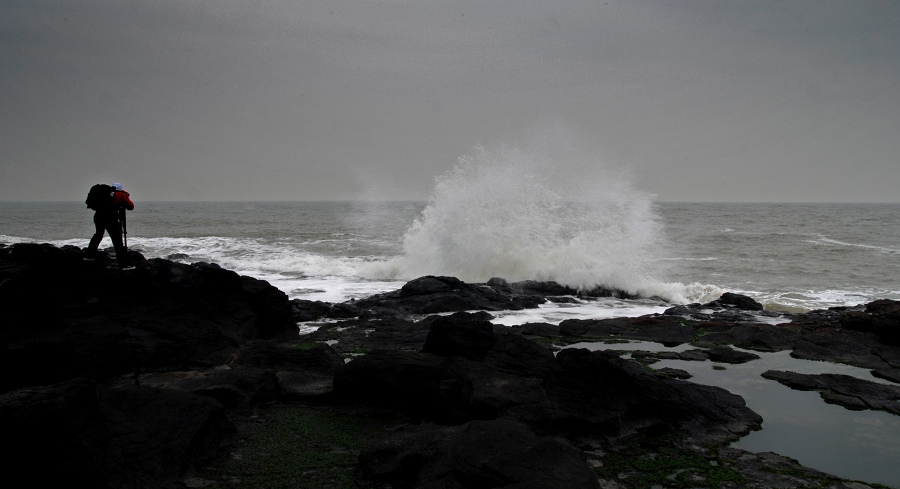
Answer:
xmin=565 ymin=341 xmax=900 ymax=488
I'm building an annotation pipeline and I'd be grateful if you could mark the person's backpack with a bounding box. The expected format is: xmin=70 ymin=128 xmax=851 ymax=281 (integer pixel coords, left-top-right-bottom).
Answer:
xmin=85 ymin=184 xmax=115 ymax=211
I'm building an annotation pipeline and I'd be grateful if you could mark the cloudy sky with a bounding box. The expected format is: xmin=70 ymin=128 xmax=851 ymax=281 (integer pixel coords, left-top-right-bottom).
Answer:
xmin=2 ymin=0 xmax=898 ymax=202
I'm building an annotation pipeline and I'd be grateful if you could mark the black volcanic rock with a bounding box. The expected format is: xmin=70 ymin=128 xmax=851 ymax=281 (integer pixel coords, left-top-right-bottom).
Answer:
xmin=654 ymin=367 xmax=693 ymax=379
xmin=840 ymin=299 xmax=900 ymax=345
xmin=0 ymin=245 xmax=297 ymax=393
xmin=706 ymin=345 xmax=761 ymax=364
xmin=484 ymin=276 xmax=639 ymax=300
xmin=703 ymin=292 xmax=764 ymax=311
xmin=762 ymin=370 xmax=900 ymax=415
xmin=335 ymin=313 xmax=762 ymax=445
xmin=872 ymin=368 xmax=900 ymax=384
xmin=351 ymin=275 xmax=545 ymax=316
xmin=547 ymin=348 xmax=761 ymax=444
xmin=0 ymin=377 xmax=233 ymax=488
xmin=559 ymin=317 xmax=631 ymax=337
xmin=665 ymin=293 xmax=786 ymax=326
xmin=290 ymin=298 xmax=332 ymax=322
xmin=693 ymin=323 xmax=800 ymax=352
xmin=790 ymin=329 xmax=894 ymax=370
xmin=508 ymin=278 xmax=640 ymax=299
xmin=423 ymin=311 xmax=496 ymax=360
xmin=358 ymin=419 xmax=602 ymax=489
xmin=624 ymin=316 xmax=697 ymax=346
xmin=483 ymin=328 xmax=558 ymax=378
xmin=229 ymin=339 xmax=344 ymax=372
xmin=301 ymin=316 xmax=432 ymax=353
xmin=558 ymin=316 xmax=694 ymax=347
xmin=135 ymin=366 xmax=280 ymax=407
xmin=514 ymin=321 xmax=561 ymax=337
xmin=333 ymin=349 xmax=479 ymax=423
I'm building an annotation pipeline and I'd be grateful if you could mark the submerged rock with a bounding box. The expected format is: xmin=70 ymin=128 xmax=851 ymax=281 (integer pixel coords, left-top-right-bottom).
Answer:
xmin=706 ymin=345 xmax=762 ymax=364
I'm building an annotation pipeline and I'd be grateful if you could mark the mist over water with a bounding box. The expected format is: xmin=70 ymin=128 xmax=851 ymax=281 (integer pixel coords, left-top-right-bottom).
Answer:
xmin=381 ymin=143 xmax=681 ymax=299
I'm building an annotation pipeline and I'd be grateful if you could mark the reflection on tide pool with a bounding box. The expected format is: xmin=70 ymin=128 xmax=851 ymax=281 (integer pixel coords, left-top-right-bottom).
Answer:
xmin=564 ymin=342 xmax=900 ymax=489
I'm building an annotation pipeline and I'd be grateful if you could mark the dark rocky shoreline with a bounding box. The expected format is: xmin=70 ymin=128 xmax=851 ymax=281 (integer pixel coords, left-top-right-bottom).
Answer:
xmin=1 ymin=243 xmax=898 ymax=488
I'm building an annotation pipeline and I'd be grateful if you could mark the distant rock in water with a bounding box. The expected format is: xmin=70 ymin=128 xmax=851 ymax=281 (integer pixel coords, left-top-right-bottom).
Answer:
xmin=488 ymin=276 xmax=641 ymax=299
xmin=349 ymin=275 xmax=545 ymax=316
xmin=317 ymin=275 xmax=640 ymax=321
xmin=703 ymin=292 xmax=764 ymax=311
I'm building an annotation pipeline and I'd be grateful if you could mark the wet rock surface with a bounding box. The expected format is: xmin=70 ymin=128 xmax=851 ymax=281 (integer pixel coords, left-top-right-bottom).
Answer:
xmin=358 ymin=419 xmax=603 ymax=489
xmin=0 ymin=377 xmax=233 ymax=488
xmin=3 ymin=242 xmax=899 ymax=488
xmin=629 ymin=346 xmax=762 ymax=366
xmin=761 ymin=370 xmax=900 ymax=415
xmin=348 ymin=275 xmax=546 ymax=316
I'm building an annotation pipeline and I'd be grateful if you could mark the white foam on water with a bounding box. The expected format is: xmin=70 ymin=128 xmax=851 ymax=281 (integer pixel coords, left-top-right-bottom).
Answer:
xmin=2 ymin=234 xmax=403 ymax=303
xmin=807 ymin=235 xmax=900 ymax=255
xmin=0 ymin=235 xmax=28 ymax=244
xmin=124 ymin=236 xmax=403 ymax=302
xmin=663 ymin=257 xmax=719 ymax=261
xmin=279 ymin=275 xmax=401 ymax=303
xmin=743 ymin=286 xmax=900 ymax=314
xmin=490 ymin=298 xmax=670 ymax=326
xmin=662 ymin=282 xmax=726 ymax=305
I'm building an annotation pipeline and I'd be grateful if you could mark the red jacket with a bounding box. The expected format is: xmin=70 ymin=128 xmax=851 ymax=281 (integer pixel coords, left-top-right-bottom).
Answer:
xmin=113 ymin=190 xmax=135 ymax=210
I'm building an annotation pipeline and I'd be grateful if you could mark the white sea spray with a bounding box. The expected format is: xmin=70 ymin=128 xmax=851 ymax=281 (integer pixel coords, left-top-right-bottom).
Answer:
xmin=382 ymin=143 xmax=681 ymax=300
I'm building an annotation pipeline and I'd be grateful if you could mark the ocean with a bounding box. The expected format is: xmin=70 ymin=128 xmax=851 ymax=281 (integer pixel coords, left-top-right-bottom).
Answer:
xmin=1 ymin=200 xmax=897 ymax=320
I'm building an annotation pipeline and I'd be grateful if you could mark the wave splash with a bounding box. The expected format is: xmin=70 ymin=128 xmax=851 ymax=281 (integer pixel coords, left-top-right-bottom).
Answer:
xmin=385 ymin=143 xmax=678 ymax=299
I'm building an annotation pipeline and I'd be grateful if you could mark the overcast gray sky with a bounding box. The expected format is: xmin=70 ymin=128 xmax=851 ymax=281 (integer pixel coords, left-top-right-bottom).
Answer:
xmin=2 ymin=0 xmax=898 ymax=202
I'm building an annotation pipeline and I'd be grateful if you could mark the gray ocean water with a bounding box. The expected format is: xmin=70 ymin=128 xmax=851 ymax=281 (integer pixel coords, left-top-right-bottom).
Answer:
xmin=1 ymin=201 xmax=897 ymax=312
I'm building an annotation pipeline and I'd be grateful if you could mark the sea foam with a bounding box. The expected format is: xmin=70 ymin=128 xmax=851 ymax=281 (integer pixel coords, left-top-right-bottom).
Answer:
xmin=384 ymin=143 xmax=679 ymax=299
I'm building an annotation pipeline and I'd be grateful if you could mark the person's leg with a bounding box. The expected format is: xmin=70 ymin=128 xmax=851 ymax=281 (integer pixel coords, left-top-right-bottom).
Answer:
xmin=86 ymin=213 xmax=106 ymax=255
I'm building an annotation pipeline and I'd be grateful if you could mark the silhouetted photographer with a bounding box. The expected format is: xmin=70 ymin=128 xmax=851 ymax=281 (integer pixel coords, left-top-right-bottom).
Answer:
xmin=85 ymin=182 xmax=135 ymax=269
